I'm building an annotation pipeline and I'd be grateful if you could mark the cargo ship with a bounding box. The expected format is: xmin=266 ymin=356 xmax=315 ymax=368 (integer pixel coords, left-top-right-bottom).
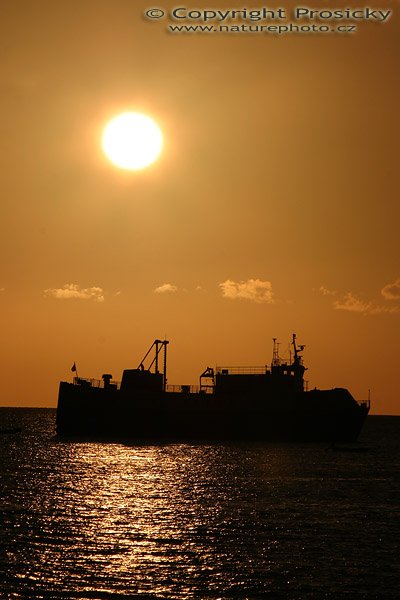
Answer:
xmin=56 ymin=334 xmax=370 ymax=441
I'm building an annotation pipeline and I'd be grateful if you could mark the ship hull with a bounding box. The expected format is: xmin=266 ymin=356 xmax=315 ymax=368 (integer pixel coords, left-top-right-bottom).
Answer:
xmin=56 ymin=382 xmax=369 ymax=442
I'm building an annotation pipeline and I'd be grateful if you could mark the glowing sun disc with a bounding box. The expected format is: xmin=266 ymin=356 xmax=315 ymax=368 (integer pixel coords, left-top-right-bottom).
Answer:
xmin=102 ymin=112 xmax=163 ymax=170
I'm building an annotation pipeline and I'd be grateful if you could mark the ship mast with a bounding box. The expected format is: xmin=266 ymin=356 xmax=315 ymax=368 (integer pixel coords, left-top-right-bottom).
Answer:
xmin=292 ymin=333 xmax=305 ymax=365
xmin=272 ymin=338 xmax=280 ymax=366
xmin=292 ymin=333 xmax=299 ymax=363
xmin=138 ymin=339 xmax=169 ymax=391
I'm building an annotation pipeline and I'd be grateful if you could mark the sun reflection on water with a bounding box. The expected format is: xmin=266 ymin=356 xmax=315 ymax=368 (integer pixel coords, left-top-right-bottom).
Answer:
xmin=40 ymin=442 xmax=243 ymax=597
xmin=2 ymin=413 xmax=397 ymax=599
xmin=27 ymin=441 xmax=297 ymax=597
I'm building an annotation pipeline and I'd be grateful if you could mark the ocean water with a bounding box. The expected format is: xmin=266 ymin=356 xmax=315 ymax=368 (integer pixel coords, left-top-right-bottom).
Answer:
xmin=0 ymin=410 xmax=399 ymax=599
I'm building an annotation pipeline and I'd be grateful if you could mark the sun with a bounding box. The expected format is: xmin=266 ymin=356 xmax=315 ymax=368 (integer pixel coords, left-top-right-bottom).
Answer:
xmin=102 ymin=112 xmax=163 ymax=171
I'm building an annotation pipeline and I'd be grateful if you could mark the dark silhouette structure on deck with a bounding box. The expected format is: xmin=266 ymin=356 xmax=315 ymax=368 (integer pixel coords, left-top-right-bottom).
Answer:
xmin=56 ymin=335 xmax=370 ymax=441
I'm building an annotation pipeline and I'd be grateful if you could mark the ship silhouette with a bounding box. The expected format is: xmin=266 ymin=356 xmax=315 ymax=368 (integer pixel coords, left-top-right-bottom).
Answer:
xmin=56 ymin=334 xmax=370 ymax=441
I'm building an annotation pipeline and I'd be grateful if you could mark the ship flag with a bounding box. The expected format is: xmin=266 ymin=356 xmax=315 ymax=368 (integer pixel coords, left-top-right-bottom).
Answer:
xmin=71 ymin=362 xmax=79 ymax=380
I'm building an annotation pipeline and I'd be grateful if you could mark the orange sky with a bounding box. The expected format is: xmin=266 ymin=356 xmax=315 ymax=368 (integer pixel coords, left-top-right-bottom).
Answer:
xmin=0 ymin=0 xmax=399 ymax=414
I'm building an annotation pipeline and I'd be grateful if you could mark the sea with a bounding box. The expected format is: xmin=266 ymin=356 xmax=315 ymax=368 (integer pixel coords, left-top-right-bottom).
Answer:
xmin=0 ymin=409 xmax=399 ymax=600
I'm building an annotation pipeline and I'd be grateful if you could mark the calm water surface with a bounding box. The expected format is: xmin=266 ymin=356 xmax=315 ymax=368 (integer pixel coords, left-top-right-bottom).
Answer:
xmin=0 ymin=410 xmax=399 ymax=599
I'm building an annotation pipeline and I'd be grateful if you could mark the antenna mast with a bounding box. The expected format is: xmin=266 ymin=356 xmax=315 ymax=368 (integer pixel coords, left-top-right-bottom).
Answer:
xmin=292 ymin=333 xmax=305 ymax=365
xmin=272 ymin=338 xmax=280 ymax=366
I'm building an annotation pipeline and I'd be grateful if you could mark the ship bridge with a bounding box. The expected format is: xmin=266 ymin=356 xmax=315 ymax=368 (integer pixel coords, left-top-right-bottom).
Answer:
xmin=213 ymin=335 xmax=307 ymax=395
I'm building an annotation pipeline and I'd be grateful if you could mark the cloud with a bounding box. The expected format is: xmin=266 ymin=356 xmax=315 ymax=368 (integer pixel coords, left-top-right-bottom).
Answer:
xmin=333 ymin=293 xmax=373 ymax=314
xmin=319 ymin=279 xmax=400 ymax=315
xmin=154 ymin=283 xmax=178 ymax=294
xmin=44 ymin=283 xmax=105 ymax=302
xmin=219 ymin=278 xmax=274 ymax=304
xmin=333 ymin=292 xmax=400 ymax=316
xmin=381 ymin=278 xmax=400 ymax=300
xmin=319 ymin=285 xmax=337 ymax=296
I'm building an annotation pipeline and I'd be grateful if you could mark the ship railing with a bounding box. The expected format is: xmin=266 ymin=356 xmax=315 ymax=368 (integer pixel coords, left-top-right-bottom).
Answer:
xmin=166 ymin=384 xmax=213 ymax=394
xmin=73 ymin=377 xmax=121 ymax=390
xmin=216 ymin=366 xmax=269 ymax=375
